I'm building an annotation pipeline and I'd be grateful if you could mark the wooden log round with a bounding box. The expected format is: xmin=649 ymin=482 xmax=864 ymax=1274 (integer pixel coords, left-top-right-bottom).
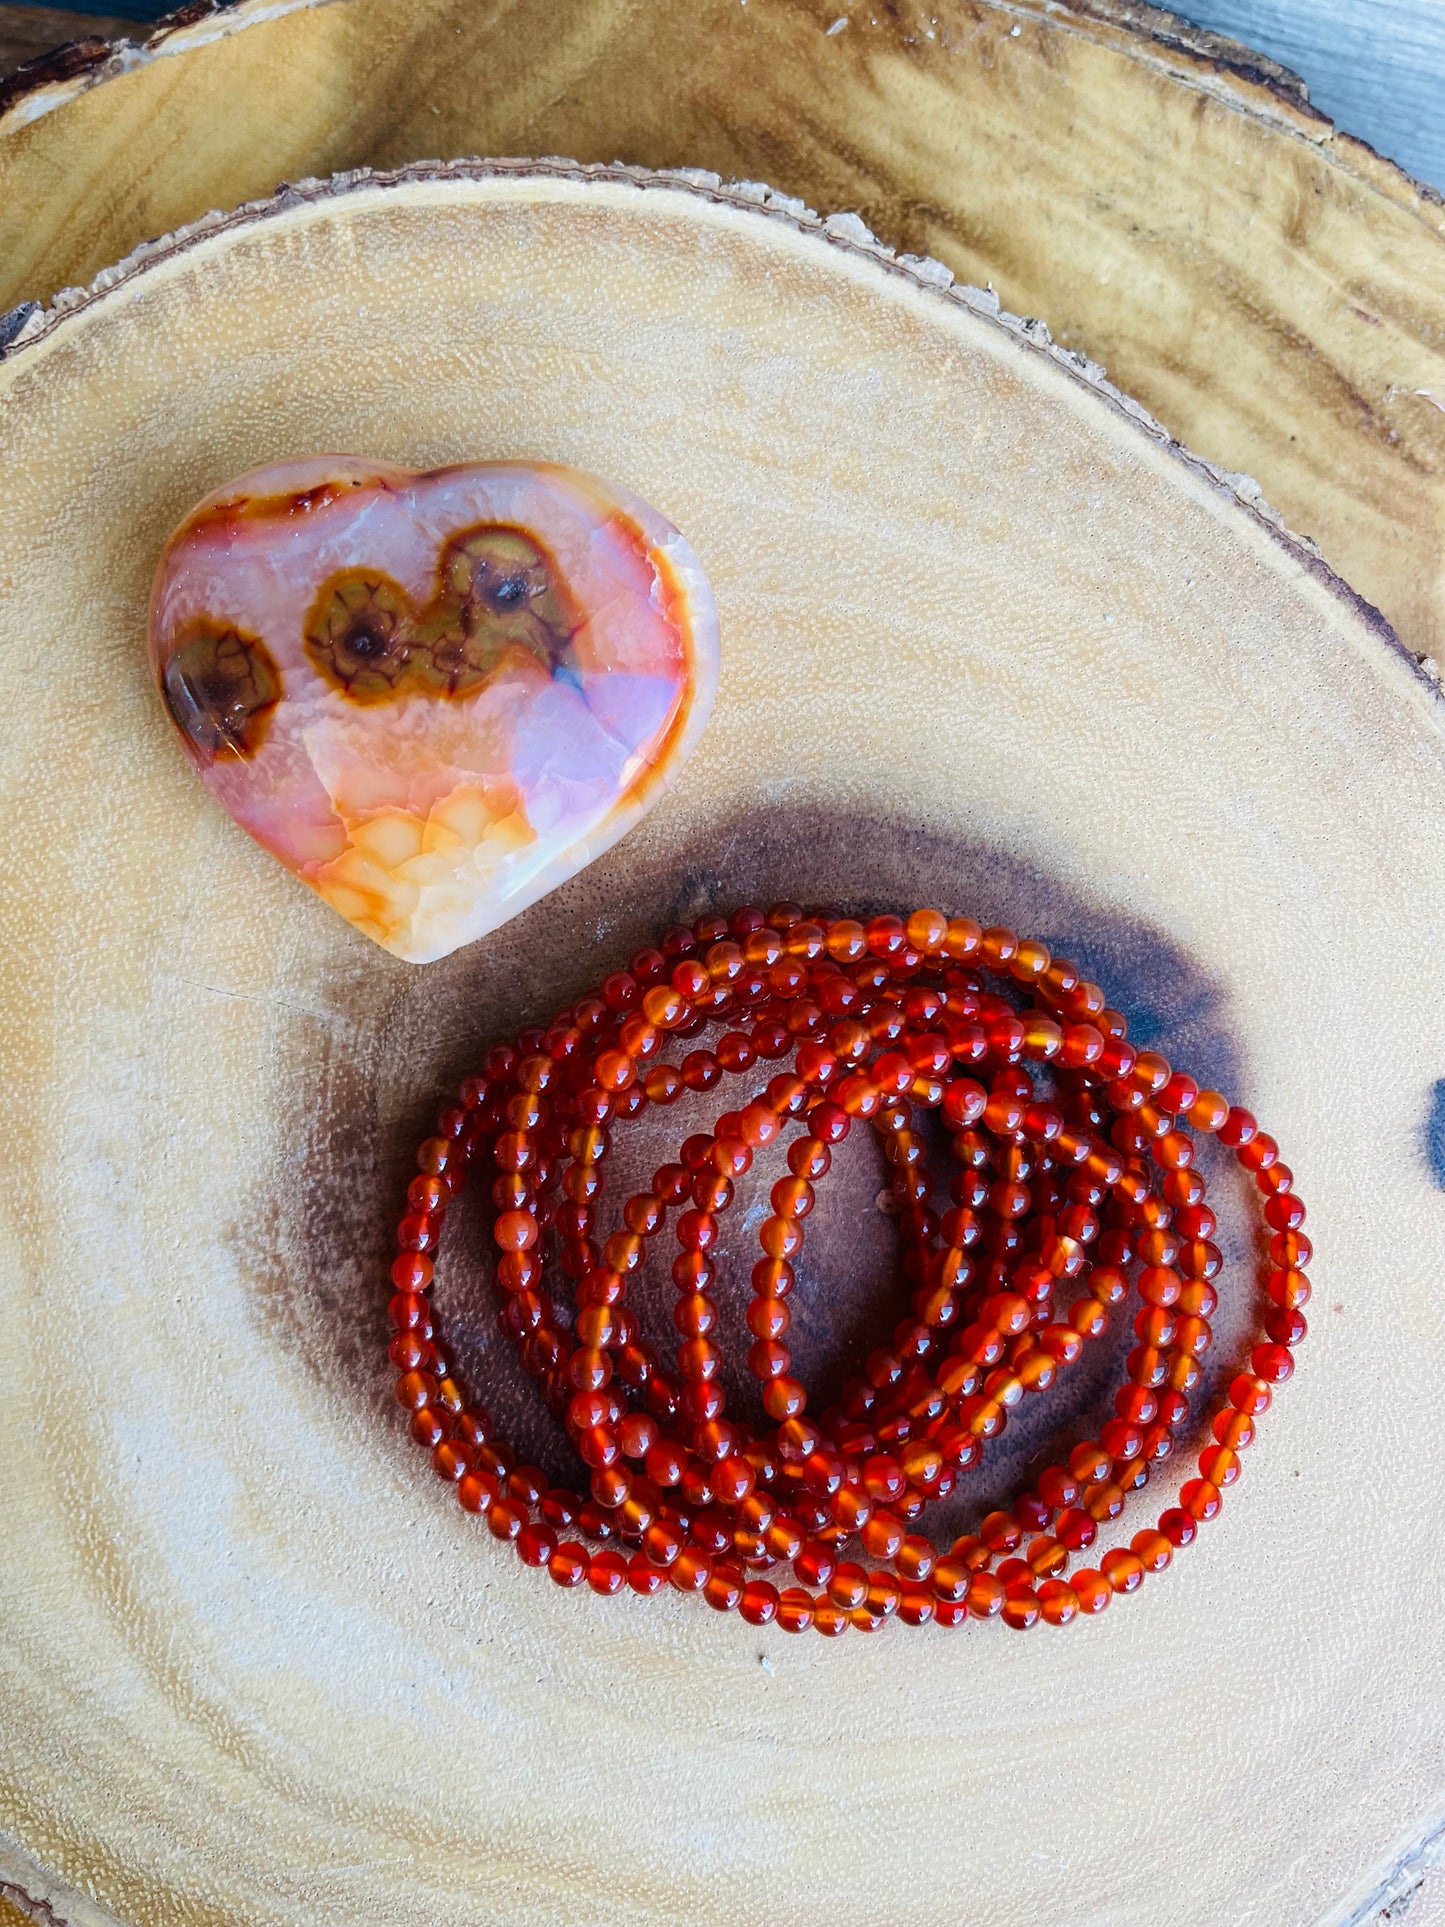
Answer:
xmin=0 ymin=0 xmax=1443 ymax=678
xmin=0 ymin=159 xmax=1442 ymax=1927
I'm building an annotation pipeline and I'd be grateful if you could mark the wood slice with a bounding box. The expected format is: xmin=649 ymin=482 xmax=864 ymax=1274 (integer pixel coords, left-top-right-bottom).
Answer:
xmin=0 ymin=159 xmax=1442 ymax=1927
xmin=0 ymin=0 xmax=1443 ymax=677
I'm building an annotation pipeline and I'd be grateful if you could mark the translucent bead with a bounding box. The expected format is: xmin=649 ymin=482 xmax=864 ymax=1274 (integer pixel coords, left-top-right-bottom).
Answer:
xmin=812 ymin=1597 xmax=850 ymax=1637
xmin=1073 ymin=1569 xmax=1111 ymax=1614
xmin=696 ymin=1561 xmax=740 ymax=1611
xmin=966 ymin=1574 xmax=1005 ymax=1619
xmin=548 ymin=1542 xmax=588 ymax=1587
xmin=776 ymin=1586 xmax=816 ymax=1633
xmin=1037 ymin=1579 xmax=1079 ymax=1625
xmin=1001 ymin=1582 xmax=1041 ymax=1630
xmin=1130 ymin=1529 xmax=1172 ymax=1573
xmin=388 ymin=907 xmax=1304 ymax=1639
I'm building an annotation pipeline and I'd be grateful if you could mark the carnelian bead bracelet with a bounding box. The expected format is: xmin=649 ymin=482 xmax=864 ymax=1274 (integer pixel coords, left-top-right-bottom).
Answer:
xmin=387 ymin=906 xmax=1309 ymax=1636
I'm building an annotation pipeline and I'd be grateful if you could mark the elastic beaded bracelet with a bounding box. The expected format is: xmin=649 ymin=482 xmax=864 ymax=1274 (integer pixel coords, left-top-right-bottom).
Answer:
xmin=387 ymin=905 xmax=1307 ymax=1635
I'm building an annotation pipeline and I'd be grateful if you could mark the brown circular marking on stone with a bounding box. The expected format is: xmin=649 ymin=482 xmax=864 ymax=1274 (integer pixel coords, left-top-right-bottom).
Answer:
xmin=301 ymin=526 xmax=587 ymax=705
xmin=302 ymin=572 xmax=414 ymax=702
xmin=425 ymin=523 xmax=582 ymax=693
xmin=160 ymin=623 xmax=281 ymax=763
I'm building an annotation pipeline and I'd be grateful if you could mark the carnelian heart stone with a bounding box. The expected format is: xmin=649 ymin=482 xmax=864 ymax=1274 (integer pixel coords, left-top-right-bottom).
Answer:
xmin=149 ymin=458 xmax=719 ymax=962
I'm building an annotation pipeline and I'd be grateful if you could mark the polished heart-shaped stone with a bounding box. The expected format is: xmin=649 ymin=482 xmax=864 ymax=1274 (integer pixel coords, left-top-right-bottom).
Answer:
xmin=149 ymin=458 xmax=719 ymax=962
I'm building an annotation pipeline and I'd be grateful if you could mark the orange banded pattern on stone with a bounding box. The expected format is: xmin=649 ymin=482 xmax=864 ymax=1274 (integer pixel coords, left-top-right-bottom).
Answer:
xmin=150 ymin=458 xmax=719 ymax=962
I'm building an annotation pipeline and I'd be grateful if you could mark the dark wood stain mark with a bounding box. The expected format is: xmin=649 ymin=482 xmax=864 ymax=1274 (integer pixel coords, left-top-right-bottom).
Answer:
xmin=244 ymin=799 xmax=1249 ymax=1538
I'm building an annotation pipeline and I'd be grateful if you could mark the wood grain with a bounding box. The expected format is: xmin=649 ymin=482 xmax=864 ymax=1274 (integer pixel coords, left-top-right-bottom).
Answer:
xmin=37 ymin=0 xmax=1443 ymax=187
xmin=0 ymin=159 xmax=1443 ymax=1927
xmin=0 ymin=0 xmax=1441 ymax=687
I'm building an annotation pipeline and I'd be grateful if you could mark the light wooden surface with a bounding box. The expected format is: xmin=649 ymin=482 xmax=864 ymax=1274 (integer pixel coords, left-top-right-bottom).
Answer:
xmin=1 ymin=159 xmax=1443 ymax=1927
xmin=1 ymin=0 xmax=1442 ymax=689
xmin=7 ymin=0 xmax=1443 ymax=192
xmin=1 ymin=3 xmax=1443 ymax=1921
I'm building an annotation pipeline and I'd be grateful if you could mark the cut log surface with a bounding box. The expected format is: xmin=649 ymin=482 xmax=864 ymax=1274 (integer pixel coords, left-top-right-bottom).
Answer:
xmin=0 ymin=160 xmax=1442 ymax=1927
xmin=0 ymin=0 xmax=1443 ymax=677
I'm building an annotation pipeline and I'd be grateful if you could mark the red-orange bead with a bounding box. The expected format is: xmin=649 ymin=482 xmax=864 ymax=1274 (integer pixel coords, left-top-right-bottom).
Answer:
xmin=1213 ymin=1409 xmax=1255 ymax=1451
xmin=942 ymin=915 xmax=980 ymax=958
xmin=1252 ymin=1342 xmax=1295 ymax=1383
xmin=1198 ymin=1444 xmax=1241 ymax=1487
xmin=668 ymin=1548 xmax=711 ymax=1592
xmin=763 ymin=1514 xmax=805 ymax=1563
xmin=966 ymin=1573 xmax=1005 ymax=1619
xmin=762 ymin=1376 xmax=807 ymax=1421
xmin=1037 ymin=1578 xmax=1079 ymax=1625
xmin=776 ymin=1586 xmax=816 ymax=1633
xmin=1002 ymin=1582 xmax=1041 ymax=1630
xmin=1073 ymin=1569 xmax=1111 ymax=1614
xmin=394 ymin=1369 xmax=438 ymax=1412
xmin=644 ymin=1064 xmax=681 ymax=1104
xmin=865 ymin=1571 xmax=903 ymax=1618
xmin=739 ymin=1579 xmax=779 ymax=1625
xmin=585 ymin=1548 xmax=627 ymax=1594
xmin=1027 ymin=1535 xmax=1068 ymax=1578
xmin=829 ymin=1561 xmax=869 ymax=1610
xmin=389 ymin=1330 xmax=429 ymax=1373
xmin=812 ymin=1597 xmax=849 ymax=1636
xmin=795 ymin=1538 xmax=837 ymax=1588
xmin=488 ymin=1498 xmax=525 ymax=1543
xmin=897 ymin=1583 xmax=935 ymax=1626
xmin=391 ymin=1253 xmax=433 ymax=1292
xmin=643 ymin=1519 xmax=682 ymax=1567
xmin=548 ymin=1541 xmax=588 ymax=1586
xmin=1131 ymin=1528 xmax=1172 ymax=1573
xmin=903 ymin=907 xmax=947 ymax=953
xmin=1185 ymin=1089 xmax=1229 ymax=1132
xmin=824 ymin=919 xmax=867 ymax=962
xmin=703 ymin=1562 xmax=744 ymax=1612
xmin=1229 ymin=1373 xmax=1273 ymax=1415
xmin=1159 ymin=1507 xmax=1197 ymax=1548
xmin=1101 ymin=1548 xmax=1145 ymax=1594
xmin=896 ymin=1535 xmax=936 ymax=1582
xmin=517 ymin=1522 xmax=556 ymax=1567
xmin=1085 ymin=1481 xmax=1125 ymax=1523
xmin=456 ymin=1469 xmax=498 ymax=1514
xmin=861 ymin=1511 xmax=905 ymax=1560
xmin=758 ymin=1216 xmax=803 ymax=1259
xmin=1267 ymin=1267 xmax=1311 ymax=1310
xmin=389 ymin=907 xmax=1302 ymax=1636
xmin=628 ymin=1551 xmax=666 ymax=1595
xmin=642 ymin=985 xmax=685 ymax=1027
xmin=1181 ymin=1478 xmax=1223 ymax=1521
xmin=432 ymin=1440 xmax=470 ymax=1482
xmin=931 ymin=1558 xmax=970 ymax=1604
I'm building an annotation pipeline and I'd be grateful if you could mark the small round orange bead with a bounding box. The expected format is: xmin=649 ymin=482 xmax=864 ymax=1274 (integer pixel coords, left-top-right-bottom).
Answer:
xmin=386 ymin=905 xmax=1303 ymax=1636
